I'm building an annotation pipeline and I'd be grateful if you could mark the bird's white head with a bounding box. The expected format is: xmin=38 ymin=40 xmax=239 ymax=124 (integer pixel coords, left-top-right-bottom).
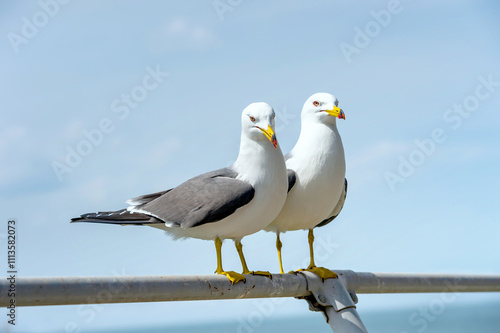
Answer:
xmin=301 ymin=92 xmax=346 ymax=125
xmin=241 ymin=102 xmax=278 ymax=149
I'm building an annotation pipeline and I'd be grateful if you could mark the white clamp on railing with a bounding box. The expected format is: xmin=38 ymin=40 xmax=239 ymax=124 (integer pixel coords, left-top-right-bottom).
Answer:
xmin=297 ymin=271 xmax=368 ymax=332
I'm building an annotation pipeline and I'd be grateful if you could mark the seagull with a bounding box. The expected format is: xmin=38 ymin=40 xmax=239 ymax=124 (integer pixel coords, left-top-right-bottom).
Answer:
xmin=72 ymin=102 xmax=288 ymax=284
xmin=265 ymin=92 xmax=347 ymax=280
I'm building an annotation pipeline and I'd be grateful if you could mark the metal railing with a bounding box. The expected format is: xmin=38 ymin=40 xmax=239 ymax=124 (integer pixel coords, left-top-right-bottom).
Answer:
xmin=2 ymin=270 xmax=500 ymax=332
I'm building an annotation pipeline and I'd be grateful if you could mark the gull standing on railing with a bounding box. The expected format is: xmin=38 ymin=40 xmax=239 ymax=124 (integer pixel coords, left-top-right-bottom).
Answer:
xmin=266 ymin=93 xmax=347 ymax=279
xmin=72 ymin=102 xmax=288 ymax=283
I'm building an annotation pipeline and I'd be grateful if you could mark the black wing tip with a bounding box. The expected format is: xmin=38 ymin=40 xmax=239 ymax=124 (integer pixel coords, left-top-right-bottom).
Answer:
xmin=71 ymin=213 xmax=96 ymax=223
xmin=69 ymin=215 xmax=115 ymax=224
xmin=70 ymin=215 xmax=104 ymax=223
xmin=69 ymin=209 xmax=164 ymax=226
xmin=70 ymin=212 xmax=107 ymax=223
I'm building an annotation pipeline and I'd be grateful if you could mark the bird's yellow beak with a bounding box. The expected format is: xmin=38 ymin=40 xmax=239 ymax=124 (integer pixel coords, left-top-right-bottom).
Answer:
xmin=258 ymin=125 xmax=278 ymax=149
xmin=324 ymin=106 xmax=346 ymax=120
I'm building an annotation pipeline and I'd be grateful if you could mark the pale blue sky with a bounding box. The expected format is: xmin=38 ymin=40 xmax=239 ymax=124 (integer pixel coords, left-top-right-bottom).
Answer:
xmin=1 ymin=1 xmax=500 ymax=332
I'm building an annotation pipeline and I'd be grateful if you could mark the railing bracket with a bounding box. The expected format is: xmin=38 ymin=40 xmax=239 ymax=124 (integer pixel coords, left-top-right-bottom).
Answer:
xmin=298 ymin=271 xmax=368 ymax=333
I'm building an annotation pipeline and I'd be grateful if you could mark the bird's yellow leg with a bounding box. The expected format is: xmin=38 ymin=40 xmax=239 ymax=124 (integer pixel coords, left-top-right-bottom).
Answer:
xmin=234 ymin=240 xmax=272 ymax=278
xmin=214 ymin=237 xmax=246 ymax=284
xmin=297 ymin=229 xmax=338 ymax=281
xmin=276 ymin=232 xmax=285 ymax=274
xmin=307 ymin=228 xmax=316 ymax=269
xmin=234 ymin=240 xmax=250 ymax=274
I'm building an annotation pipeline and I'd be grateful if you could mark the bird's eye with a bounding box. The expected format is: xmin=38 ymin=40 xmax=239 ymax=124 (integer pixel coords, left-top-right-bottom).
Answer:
xmin=313 ymin=101 xmax=320 ymax=107
xmin=249 ymin=116 xmax=256 ymax=122
xmin=272 ymin=113 xmax=275 ymax=119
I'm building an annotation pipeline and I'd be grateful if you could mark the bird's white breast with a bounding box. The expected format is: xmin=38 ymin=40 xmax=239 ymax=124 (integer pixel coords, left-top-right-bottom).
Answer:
xmin=267 ymin=122 xmax=345 ymax=232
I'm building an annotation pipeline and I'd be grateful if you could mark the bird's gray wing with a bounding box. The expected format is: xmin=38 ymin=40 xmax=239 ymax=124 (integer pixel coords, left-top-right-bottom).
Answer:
xmin=287 ymin=169 xmax=296 ymax=193
xmin=315 ymin=178 xmax=348 ymax=228
xmin=129 ymin=168 xmax=255 ymax=229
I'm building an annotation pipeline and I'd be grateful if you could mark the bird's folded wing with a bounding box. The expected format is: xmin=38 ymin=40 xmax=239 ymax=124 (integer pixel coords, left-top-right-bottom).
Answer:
xmin=128 ymin=168 xmax=255 ymax=229
xmin=316 ymin=178 xmax=348 ymax=228
xmin=287 ymin=169 xmax=296 ymax=193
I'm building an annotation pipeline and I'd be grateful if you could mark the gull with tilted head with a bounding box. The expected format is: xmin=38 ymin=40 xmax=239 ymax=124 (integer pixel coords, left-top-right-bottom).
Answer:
xmin=72 ymin=102 xmax=288 ymax=283
xmin=266 ymin=92 xmax=347 ymax=280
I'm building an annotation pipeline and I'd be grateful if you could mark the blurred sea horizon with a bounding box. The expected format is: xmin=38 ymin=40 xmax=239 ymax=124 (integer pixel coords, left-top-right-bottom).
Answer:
xmin=70 ymin=299 xmax=500 ymax=333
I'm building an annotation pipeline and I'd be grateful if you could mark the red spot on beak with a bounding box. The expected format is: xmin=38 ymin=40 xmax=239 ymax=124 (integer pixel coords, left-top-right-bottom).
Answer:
xmin=272 ymin=134 xmax=277 ymax=148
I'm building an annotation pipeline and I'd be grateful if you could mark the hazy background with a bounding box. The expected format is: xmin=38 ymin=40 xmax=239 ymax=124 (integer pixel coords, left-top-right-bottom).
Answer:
xmin=1 ymin=1 xmax=499 ymax=332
